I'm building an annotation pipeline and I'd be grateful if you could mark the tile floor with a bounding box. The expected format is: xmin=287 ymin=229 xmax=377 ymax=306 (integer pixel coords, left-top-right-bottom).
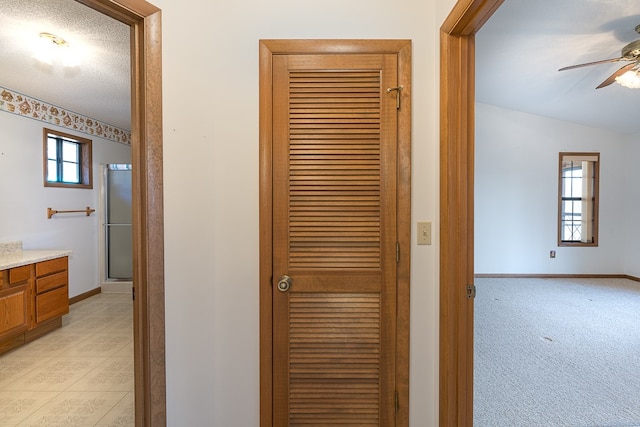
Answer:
xmin=0 ymin=292 xmax=134 ymax=426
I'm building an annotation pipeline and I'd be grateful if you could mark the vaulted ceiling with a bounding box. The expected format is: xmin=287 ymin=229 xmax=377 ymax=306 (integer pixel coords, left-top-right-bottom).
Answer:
xmin=477 ymin=0 xmax=640 ymax=135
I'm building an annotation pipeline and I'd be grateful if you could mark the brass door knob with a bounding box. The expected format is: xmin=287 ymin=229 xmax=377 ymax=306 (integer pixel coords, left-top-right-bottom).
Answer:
xmin=277 ymin=275 xmax=292 ymax=292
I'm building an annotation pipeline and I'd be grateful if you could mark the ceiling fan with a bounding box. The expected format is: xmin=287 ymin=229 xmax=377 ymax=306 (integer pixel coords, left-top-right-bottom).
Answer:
xmin=559 ymin=24 xmax=640 ymax=89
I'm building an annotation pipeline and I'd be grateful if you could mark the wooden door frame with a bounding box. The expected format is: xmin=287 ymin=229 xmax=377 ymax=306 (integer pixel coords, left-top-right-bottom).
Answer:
xmin=259 ymin=39 xmax=412 ymax=426
xmin=439 ymin=0 xmax=504 ymax=425
xmin=77 ymin=0 xmax=166 ymax=425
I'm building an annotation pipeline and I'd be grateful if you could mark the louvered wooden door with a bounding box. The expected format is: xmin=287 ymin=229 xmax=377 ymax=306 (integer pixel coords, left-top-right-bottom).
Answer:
xmin=272 ymin=53 xmax=398 ymax=426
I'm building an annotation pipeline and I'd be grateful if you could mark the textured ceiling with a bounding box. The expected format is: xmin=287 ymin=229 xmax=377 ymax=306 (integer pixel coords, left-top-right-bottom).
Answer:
xmin=2 ymin=1 xmax=639 ymax=136
xmin=476 ymin=0 xmax=640 ymax=135
xmin=0 ymin=0 xmax=130 ymax=130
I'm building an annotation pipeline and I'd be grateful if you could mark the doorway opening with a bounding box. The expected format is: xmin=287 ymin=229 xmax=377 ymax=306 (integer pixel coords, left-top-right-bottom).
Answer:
xmin=82 ymin=1 xmax=166 ymax=424
xmin=439 ymin=0 xmax=504 ymax=425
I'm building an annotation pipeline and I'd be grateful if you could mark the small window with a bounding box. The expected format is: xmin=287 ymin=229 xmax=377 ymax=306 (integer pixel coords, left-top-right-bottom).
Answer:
xmin=558 ymin=152 xmax=599 ymax=246
xmin=43 ymin=128 xmax=92 ymax=189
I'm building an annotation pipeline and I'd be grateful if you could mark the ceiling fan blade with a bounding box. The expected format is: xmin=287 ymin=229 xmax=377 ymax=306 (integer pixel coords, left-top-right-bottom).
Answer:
xmin=558 ymin=57 xmax=628 ymax=72
xmin=596 ymin=61 xmax=638 ymax=89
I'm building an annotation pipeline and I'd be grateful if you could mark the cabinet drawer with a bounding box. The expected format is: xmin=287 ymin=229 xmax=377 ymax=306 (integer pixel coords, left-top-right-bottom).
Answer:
xmin=36 ymin=271 xmax=68 ymax=294
xmin=36 ymin=257 xmax=67 ymax=277
xmin=0 ymin=284 xmax=29 ymax=340
xmin=9 ymin=265 xmax=31 ymax=285
xmin=36 ymin=285 xmax=69 ymax=324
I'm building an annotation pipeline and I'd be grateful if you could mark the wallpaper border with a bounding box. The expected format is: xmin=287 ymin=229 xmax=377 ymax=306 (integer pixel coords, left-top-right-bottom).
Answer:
xmin=0 ymin=86 xmax=131 ymax=145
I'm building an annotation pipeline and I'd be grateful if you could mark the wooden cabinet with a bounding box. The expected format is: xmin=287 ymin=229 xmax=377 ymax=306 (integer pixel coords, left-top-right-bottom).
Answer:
xmin=0 ymin=265 xmax=30 ymax=341
xmin=35 ymin=258 xmax=69 ymax=324
xmin=0 ymin=256 xmax=68 ymax=354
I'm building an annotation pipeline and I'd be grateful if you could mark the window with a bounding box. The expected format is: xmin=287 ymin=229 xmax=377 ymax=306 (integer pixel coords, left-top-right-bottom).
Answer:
xmin=558 ymin=152 xmax=599 ymax=246
xmin=43 ymin=128 xmax=92 ymax=189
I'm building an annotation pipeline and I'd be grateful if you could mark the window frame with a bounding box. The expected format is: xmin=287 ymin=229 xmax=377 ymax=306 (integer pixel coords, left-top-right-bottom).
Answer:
xmin=43 ymin=128 xmax=93 ymax=189
xmin=557 ymin=152 xmax=599 ymax=247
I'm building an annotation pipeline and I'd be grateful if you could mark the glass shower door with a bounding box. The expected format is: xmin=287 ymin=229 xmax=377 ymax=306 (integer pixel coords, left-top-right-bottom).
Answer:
xmin=105 ymin=164 xmax=132 ymax=280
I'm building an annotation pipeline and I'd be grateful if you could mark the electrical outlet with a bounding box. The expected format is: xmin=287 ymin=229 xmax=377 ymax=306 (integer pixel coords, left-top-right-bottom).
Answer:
xmin=417 ymin=222 xmax=431 ymax=245
xmin=550 ymin=250 xmax=556 ymax=258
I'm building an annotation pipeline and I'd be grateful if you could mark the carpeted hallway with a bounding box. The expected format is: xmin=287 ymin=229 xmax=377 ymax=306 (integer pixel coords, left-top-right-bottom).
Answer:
xmin=474 ymin=277 xmax=640 ymax=427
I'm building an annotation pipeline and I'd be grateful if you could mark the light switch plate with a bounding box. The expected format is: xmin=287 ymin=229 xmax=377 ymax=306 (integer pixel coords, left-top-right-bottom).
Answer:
xmin=417 ymin=221 xmax=431 ymax=245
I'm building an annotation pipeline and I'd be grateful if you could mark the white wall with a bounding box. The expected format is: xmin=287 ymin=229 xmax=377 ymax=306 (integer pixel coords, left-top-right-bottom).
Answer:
xmin=0 ymin=112 xmax=131 ymax=297
xmin=625 ymin=132 xmax=640 ymax=278
xmin=475 ymin=103 xmax=630 ymax=274
xmin=154 ymin=0 xmax=457 ymax=425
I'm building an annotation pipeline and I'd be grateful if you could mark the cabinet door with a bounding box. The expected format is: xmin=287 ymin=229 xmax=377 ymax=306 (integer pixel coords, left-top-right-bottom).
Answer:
xmin=36 ymin=286 xmax=69 ymax=324
xmin=0 ymin=284 xmax=29 ymax=341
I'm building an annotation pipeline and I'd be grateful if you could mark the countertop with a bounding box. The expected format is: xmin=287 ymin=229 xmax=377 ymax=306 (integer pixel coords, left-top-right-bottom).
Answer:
xmin=0 ymin=249 xmax=72 ymax=270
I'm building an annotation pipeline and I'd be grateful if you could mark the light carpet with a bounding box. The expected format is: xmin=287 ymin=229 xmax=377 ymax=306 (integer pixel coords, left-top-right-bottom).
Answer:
xmin=474 ymin=277 xmax=640 ymax=427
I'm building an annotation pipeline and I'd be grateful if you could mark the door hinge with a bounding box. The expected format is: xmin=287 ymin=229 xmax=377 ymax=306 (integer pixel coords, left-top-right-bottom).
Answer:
xmin=467 ymin=284 xmax=476 ymax=299
xmin=132 ymin=286 xmax=135 ymax=301
xmin=396 ymin=242 xmax=400 ymax=263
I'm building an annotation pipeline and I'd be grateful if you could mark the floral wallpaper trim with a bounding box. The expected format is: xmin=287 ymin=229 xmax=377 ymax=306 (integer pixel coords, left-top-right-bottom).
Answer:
xmin=0 ymin=86 xmax=130 ymax=145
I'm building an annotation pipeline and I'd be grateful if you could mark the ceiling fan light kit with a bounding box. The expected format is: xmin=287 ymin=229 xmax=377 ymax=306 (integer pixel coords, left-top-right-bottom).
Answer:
xmin=559 ymin=24 xmax=640 ymax=89
xmin=615 ymin=70 xmax=640 ymax=88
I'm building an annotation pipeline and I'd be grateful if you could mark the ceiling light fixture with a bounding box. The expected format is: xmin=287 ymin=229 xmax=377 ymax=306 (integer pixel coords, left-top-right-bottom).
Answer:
xmin=39 ymin=32 xmax=68 ymax=47
xmin=33 ymin=32 xmax=80 ymax=67
xmin=614 ymin=68 xmax=640 ymax=89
